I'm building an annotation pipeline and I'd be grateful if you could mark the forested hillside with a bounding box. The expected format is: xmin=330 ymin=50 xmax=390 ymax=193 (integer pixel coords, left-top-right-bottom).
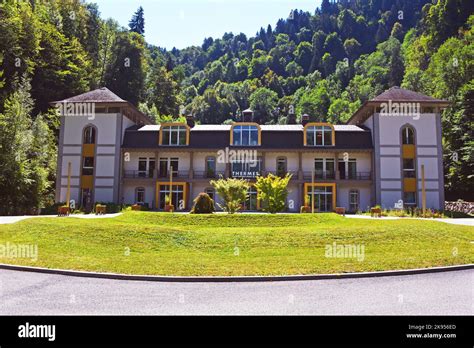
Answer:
xmin=0 ymin=0 xmax=472 ymax=213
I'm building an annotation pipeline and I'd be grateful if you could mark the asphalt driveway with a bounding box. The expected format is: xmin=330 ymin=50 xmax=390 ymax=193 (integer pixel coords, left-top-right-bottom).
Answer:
xmin=0 ymin=269 xmax=472 ymax=315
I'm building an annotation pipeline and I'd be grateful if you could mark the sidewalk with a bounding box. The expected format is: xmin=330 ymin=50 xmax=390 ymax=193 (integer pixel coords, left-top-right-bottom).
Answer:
xmin=344 ymin=214 xmax=474 ymax=226
xmin=0 ymin=213 xmax=122 ymax=224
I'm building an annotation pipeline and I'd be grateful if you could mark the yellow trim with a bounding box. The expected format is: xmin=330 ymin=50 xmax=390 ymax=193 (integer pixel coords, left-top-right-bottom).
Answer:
xmin=402 ymin=144 xmax=415 ymax=159
xmin=303 ymin=122 xmax=335 ymax=146
xmin=81 ymin=175 xmax=93 ymax=189
xmin=158 ymin=123 xmax=190 ymax=145
xmin=230 ymin=122 xmax=261 ymax=146
xmin=303 ymin=183 xmax=337 ymax=212
xmin=156 ymin=181 xmax=188 ymax=210
xmin=403 ymin=178 xmax=416 ymax=192
xmin=82 ymin=144 xmax=95 ymax=157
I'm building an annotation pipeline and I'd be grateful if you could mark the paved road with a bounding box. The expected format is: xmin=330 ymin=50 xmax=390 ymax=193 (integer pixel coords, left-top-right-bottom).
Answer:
xmin=0 ymin=269 xmax=472 ymax=315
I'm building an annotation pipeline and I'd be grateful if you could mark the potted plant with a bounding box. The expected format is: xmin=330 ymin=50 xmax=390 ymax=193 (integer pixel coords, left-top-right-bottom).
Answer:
xmin=300 ymin=195 xmax=311 ymax=213
xmin=206 ymin=168 xmax=215 ymax=178
xmin=164 ymin=195 xmax=174 ymax=212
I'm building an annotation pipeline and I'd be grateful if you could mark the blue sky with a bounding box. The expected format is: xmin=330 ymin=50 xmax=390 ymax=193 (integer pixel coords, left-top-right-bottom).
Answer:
xmin=92 ymin=0 xmax=322 ymax=49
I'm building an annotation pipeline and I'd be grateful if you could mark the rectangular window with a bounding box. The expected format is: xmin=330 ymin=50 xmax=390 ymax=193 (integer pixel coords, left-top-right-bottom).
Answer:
xmin=138 ymin=157 xmax=155 ymax=178
xmin=403 ymin=159 xmax=416 ymax=178
xmin=159 ymin=184 xmax=185 ymax=210
xmin=232 ymin=125 xmax=259 ymax=146
xmin=136 ymin=188 xmax=145 ymax=203
xmin=161 ymin=126 xmax=187 ymax=146
xmin=349 ymin=190 xmax=359 ymax=212
xmin=138 ymin=157 xmax=147 ymax=177
xmin=314 ymin=158 xmax=335 ymax=179
xmin=276 ymin=158 xmax=287 ymax=177
xmin=159 ymin=158 xmax=179 ymax=178
xmin=306 ymin=125 xmax=333 ymax=146
xmin=82 ymin=157 xmax=94 ymax=176
xmin=338 ymin=159 xmax=357 ymax=179
xmin=404 ymin=192 xmax=416 ymax=206
xmin=206 ymin=157 xmax=216 ymax=178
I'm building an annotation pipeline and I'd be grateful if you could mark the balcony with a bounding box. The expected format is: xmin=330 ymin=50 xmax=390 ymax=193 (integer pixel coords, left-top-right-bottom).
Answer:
xmin=123 ymin=170 xmax=154 ymax=179
xmin=339 ymin=171 xmax=372 ymax=180
xmin=157 ymin=170 xmax=189 ymax=179
xmin=263 ymin=170 xmax=297 ymax=178
xmin=302 ymin=171 xmax=336 ymax=180
xmin=193 ymin=170 xmax=225 ymax=179
xmin=301 ymin=171 xmax=372 ymax=181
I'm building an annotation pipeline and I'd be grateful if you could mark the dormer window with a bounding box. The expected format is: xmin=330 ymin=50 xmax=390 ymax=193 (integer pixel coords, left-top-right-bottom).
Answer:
xmin=159 ymin=123 xmax=189 ymax=146
xmin=304 ymin=123 xmax=334 ymax=146
xmin=231 ymin=123 xmax=260 ymax=146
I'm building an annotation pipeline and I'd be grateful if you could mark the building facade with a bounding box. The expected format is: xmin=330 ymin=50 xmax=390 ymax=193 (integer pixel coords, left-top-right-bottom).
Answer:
xmin=54 ymin=86 xmax=448 ymax=212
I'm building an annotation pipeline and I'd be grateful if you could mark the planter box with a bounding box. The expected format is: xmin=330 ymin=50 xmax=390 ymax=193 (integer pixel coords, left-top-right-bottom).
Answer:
xmin=371 ymin=207 xmax=382 ymax=217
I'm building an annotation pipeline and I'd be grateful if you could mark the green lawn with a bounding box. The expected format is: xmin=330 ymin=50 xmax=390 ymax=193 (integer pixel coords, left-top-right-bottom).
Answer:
xmin=0 ymin=212 xmax=472 ymax=276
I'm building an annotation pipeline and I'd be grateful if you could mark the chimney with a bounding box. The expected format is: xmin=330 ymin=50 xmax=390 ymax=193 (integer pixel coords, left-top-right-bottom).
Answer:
xmin=186 ymin=114 xmax=195 ymax=128
xmin=301 ymin=114 xmax=310 ymax=126
xmin=242 ymin=109 xmax=254 ymax=122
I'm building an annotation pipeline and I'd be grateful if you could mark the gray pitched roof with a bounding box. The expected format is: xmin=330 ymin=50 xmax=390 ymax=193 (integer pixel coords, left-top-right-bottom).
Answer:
xmin=347 ymin=87 xmax=450 ymax=125
xmin=372 ymin=86 xmax=448 ymax=103
xmin=53 ymin=87 xmax=126 ymax=103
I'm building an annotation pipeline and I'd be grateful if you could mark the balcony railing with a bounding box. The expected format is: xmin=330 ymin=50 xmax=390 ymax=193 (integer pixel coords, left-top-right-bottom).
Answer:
xmin=263 ymin=170 xmax=297 ymax=178
xmin=123 ymin=170 xmax=154 ymax=179
xmin=339 ymin=171 xmax=372 ymax=180
xmin=193 ymin=171 xmax=225 ymax=179
xmin=302 ymin=171 xmax=372 ymax=180
xmin=158 ymin=170 xmax=189 ymax=179
xmin=302 ymin=171 xmax=336 ymax=180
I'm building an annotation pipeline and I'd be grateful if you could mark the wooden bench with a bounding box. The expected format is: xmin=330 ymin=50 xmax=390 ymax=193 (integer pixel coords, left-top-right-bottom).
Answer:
xmin=131 ymin=204 xmax=141 ymax=211
xmin=57 ymin=206 xmax=70 ymax=216
xmin=370 ymin=207 xmax=382 ymax=217
xmin=335 ymin=207 xmax=345 ymax=216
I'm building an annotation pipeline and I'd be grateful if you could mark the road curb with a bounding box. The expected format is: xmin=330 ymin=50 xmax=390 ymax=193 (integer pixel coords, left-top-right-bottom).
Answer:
xmin=0 ymin=263 xmax=473 ymax=282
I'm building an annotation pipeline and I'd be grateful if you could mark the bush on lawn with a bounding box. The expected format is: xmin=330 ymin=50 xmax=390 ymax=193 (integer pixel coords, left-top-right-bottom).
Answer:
xmin=254 ymin=173 xmax=292 ymax=213
xmin=190 ymin=193 xmax=215 ymax=214
xmin=94 ymin=202 xmax=122 ymax=213
xmin=210 ymin=177 xmax=249 ymax=214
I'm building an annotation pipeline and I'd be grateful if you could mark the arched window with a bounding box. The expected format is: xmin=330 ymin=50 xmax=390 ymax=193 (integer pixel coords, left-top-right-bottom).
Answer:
xmin=83 ymin=126 xmax=96 ymax=144
xmin=206 ymin=156 xmax=216 ymax=178
xmin=205 ymin=187 xmax=215 ymax=200
xmin=402 ymin=126 xmax=415 ymax=145
xmin=276 ymin=157 xmax=287 ymax=177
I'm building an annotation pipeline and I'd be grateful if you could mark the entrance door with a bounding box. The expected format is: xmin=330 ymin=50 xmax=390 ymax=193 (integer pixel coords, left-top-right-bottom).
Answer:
xmin=306 ymin=185 xmax=334 ymax=212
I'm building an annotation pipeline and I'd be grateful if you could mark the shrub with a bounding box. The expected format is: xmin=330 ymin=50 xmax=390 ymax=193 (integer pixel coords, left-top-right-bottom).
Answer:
xmin=190 ymin=193 xmax=215 ymax=214
xmin=94 ymin=202 xmax=122 ymax=213
xmin=254 ymin=173 xmax=292 ymax=213
xmin=210 ymin=177 xmax=249 ymax=214
xmin=41 ymin=202 xmax=66 ymax=215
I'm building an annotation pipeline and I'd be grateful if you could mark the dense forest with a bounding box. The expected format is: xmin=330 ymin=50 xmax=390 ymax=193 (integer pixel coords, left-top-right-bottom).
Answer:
xmin=0 ymin=0 xmax=472 ymax=213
